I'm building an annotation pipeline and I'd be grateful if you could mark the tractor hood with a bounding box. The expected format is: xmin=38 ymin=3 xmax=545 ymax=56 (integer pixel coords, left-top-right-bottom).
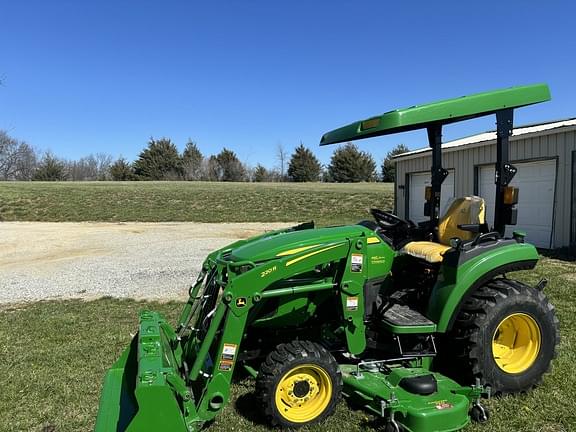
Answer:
xmin=230 ymin=225 xmax=371 ymax=263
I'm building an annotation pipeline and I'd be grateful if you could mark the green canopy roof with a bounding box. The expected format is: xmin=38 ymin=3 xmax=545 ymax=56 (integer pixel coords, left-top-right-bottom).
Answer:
xmin=320 ymin=84 xmax=551 ymax=146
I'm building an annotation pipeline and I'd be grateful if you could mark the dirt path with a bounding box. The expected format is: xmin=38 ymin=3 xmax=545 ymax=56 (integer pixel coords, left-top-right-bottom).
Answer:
xmin=0 ymin=222 xmax=292 ymax=303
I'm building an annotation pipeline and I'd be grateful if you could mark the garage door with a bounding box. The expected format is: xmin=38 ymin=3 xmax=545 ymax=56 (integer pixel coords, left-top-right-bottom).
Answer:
xmin=478 ymin=160 xmax=556 ymax=248
xmin=408 ymin=170 xmax=455 ymax=223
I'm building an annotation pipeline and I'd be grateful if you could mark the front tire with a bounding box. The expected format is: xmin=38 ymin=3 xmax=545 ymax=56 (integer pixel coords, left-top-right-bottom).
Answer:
xmin=256 ymin=340 xmax=342 ymax=428
xmin=450 ymin=278 xmax=559 ymax=394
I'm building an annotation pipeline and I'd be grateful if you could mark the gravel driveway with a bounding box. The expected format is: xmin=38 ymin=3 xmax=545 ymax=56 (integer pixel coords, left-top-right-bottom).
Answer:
xmin=0 ymin=222 xmax=292 ymax=304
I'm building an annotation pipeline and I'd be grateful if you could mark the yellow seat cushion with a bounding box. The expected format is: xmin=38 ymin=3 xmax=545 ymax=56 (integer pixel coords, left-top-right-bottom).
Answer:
xmin=437 ymin=196 xmax=486 ymax=244
xmin=401 ymin=241 xmax=452 ymax=263
xmin=401 ymin=196 xmax=486 ymax=263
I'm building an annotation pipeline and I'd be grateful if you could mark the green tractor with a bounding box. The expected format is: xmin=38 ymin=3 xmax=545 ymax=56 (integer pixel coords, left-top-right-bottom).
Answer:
xmin=96 ymin=84 xmax=559 ymax=432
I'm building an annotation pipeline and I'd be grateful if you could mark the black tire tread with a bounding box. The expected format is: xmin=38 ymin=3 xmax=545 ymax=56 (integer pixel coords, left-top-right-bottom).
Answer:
xmin=256 ymin=340 xmax=342 ymax=427
xmin=450 ymin=278 xmax=560 ymax=394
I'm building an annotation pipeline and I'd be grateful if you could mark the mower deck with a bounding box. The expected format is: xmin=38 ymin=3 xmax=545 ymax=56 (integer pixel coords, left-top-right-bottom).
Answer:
xmin=341 ymin=364 xmax=484 ymax=432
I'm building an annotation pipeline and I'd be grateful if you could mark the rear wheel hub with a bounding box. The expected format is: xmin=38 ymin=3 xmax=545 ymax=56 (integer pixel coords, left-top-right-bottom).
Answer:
xmin=492 ymin=312 xmax=541 ymax=373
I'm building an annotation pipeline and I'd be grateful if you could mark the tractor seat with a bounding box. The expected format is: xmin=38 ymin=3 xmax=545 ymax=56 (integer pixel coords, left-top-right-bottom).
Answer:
xmin=401 ymin=196 xmax=485 ymax=263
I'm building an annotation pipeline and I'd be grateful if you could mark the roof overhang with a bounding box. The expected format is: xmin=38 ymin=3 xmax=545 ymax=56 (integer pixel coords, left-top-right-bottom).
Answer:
xmin=320 ymin=84 xmax=551 ymax=146
xmin=392 ymin=118 xmax=576 ymax=162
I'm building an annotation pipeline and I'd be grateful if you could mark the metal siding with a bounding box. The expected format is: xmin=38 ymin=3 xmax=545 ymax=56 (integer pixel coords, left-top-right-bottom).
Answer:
xmin=568 ymin=133 xmax=576 ymax=242
xmin=395 ymin=160 xmax=406 ymax=218
xmin=394 ymin=129 xmax=576 ymax=247
xmin=552 ymin=133 xmax=564 ymax=247
xmin=511 ymin=137 xmax=519 ymax=160
xmin=572 ymin=149 xmax=576 ymax=246
xmin=555 ymin=131 xmax=576 ymax=247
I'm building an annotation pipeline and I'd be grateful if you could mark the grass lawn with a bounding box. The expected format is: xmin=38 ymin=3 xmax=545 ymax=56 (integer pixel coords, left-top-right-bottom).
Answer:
xmin=0 ymin=181 xmax=394 ymax=226
xmin=1 ymin=258 xmax=575 ymax=432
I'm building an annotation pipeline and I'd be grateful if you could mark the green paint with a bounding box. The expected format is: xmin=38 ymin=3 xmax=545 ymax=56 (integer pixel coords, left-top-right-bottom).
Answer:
xmin=379 ymin=320 xmax=437 ymax=335
xmin=320 ymin=83 xmax=550 ymax=145
xmin=96 ymin=221 xmax=531 ymax=431
xmin=230 ymin=224 xmax=368 ymax=263
xmin=341 ymin=364 xmax=483 ymax=432
xmin=428 ymin=242 xmax=539 ymax=332
xmin=97 ymin=84 xmax=551 ymax=432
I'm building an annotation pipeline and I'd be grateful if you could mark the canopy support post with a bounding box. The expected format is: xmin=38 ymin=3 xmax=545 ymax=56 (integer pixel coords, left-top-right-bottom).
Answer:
xmin=427 ymin=124 xmax=448 ymax=228
xmin=494 ymin=109 xmax=516 ymax=236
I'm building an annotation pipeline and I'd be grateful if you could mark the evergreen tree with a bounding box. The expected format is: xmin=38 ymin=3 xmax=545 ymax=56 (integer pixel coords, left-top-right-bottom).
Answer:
xmin=133 ymin=138 xmax=182 ymax=180
xmin=215 ymin=148 xmax=245 ymax=182
xmin=253 ymin=164 xmax=269 ymax=182
xmin=327 ymin=143 xmax=377 ymax=182
xmin=381 ymin=144 xmax=409 ymax=182
xmin=32 ymin=152 xmax=68 ymax=181
xmin=182 ymin=140 xmax=204 ymax=180
xmin=287 ymin=143 xmax=321 ymax=182
xmin=109 ymin=158 xmax=134 ymax=180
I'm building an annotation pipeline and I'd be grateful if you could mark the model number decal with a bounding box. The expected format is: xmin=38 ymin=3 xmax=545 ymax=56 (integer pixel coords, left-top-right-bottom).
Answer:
xmin=260 ymin=265 xmax=277 ymax=278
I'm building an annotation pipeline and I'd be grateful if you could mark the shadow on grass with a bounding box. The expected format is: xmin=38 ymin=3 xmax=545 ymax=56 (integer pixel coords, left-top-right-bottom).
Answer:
xmin=234 ymin=391 xmax=269 ymax=427
xmin=539 ymin=246 xmax=576 ymax=262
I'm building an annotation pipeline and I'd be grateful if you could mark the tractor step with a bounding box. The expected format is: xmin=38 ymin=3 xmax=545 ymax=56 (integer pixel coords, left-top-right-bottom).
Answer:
xmin=380 ymin=304 xmax=436 ymax=334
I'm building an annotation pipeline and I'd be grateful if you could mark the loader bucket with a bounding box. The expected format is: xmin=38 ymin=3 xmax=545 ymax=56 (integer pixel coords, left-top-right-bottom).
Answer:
xmin=95 ymin=311 xmax=197 ymax=432
xmin=95 ymin=337 xmax=139 ymax=431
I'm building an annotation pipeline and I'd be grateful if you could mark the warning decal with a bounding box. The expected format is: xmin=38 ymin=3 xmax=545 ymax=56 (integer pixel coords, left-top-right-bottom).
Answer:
xmin=221 ymin=343 xmax=237 ymax=361
xmin=351 ymin=254 xmax=363 ymax=272
xmin=219 ymin=360 xmax=233 ymax=371
xmin=346 ymin=296 xmax=359 ymax=311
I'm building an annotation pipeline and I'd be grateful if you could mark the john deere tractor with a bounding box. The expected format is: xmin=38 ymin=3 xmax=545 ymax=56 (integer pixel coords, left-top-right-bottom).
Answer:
xmin=96 ymin=84 xmax=559 ymax=432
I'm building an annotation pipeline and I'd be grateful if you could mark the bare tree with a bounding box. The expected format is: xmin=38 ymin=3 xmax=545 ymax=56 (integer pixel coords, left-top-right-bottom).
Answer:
xmin=276 ymin=143 xmax=287 ymax=181
xmin=66 ymin=153 xmax=113 ymax=181
xmin=0 ymin=130 xmax=38 ymax=180
xmin=94 ymin=153 xmax=113 ymax=180
xmin=67 ymin=157 xmax=97 ymax=181
xmin=201 ymin=155 xmax=220 ymax=181
xmin=14 ymin=143 xmax=38 ymax=180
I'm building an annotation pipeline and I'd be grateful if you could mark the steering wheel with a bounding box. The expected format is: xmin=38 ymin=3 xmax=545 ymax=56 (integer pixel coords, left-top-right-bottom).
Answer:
xmin=370 ymin=208 xmax=412 ymax=230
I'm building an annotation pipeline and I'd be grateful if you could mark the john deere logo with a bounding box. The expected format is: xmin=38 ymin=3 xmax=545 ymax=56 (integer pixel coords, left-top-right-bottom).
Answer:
xmin=236 ymin=297 xmax=247 ymax=308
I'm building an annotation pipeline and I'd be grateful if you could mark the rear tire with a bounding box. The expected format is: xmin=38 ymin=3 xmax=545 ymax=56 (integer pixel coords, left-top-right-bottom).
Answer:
xmin=256 ymin=340 xmax=342 ymax=428
xmin=449 ymin=278 xmax=559 ymax=394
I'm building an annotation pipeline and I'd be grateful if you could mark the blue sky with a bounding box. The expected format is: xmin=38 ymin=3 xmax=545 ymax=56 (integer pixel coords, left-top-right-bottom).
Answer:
xmin=1 ymin=1 xmax=574 ymax=169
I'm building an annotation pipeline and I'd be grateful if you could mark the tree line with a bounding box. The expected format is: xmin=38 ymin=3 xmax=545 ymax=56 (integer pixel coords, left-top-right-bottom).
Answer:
xmin=0 ymin=130 xmax=408 ymax=183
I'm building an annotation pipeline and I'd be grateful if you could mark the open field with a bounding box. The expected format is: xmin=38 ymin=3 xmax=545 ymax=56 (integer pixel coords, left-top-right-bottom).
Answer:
xmin=0 ymin=181 xmax=394 ymax=226
xmin=0 ymin=258 xmax=575 ymax=432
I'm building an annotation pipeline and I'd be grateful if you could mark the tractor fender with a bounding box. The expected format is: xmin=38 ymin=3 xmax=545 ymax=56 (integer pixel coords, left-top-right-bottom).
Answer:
xmin=427 ymin=242 xmax=539 ymax=333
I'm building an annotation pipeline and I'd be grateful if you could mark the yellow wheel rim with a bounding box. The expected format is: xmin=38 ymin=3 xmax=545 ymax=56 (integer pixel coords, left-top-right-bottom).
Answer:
xmin=275 ymin=364 xmax=332 ymax=423
xmin=492 ymin=313 xmax=541 ymax=373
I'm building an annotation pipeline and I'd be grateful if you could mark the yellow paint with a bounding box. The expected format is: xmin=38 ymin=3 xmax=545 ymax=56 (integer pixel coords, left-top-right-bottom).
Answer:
xmin=276 ymin=245 xmax=320 ymax=257
xmin=285 ymin=244 xmax=340 ymax=267
xmin=275 ymin=364 xmax=332 ymax=423
xmin=367 ymin=236 xmax=380 ymax=244
xmin=437 ymin=196 xmax=485 ymax=245
xmin=260 ymin=265 xmax=277 ymax=278
xmin=492 ymin=313 xmax=541 ymax=374
xmin=401 ymin=241 xmax=451 ymax=263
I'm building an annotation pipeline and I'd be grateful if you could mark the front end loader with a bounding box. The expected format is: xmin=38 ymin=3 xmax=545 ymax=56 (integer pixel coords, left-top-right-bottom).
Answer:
xmin=96 ymin=84 xmax=559 ymax=432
